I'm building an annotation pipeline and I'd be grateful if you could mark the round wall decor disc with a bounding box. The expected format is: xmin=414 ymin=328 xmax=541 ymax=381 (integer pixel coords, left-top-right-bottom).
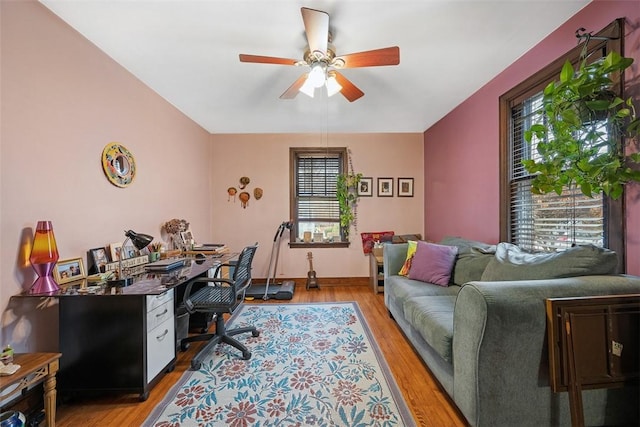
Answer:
xmin=102 ymin=142 xmax=136 ymax=187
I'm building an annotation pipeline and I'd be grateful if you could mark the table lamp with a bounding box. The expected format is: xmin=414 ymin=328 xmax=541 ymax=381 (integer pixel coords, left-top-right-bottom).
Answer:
xmin=110 ymin=229 xmax=153 ymax=287
xmin=29 ymin=221 xmax=60 ymax=294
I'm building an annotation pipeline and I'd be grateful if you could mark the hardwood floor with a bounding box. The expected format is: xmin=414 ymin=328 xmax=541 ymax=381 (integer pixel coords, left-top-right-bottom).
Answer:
xmin=54 ymin=283 xmax=467 ymax=426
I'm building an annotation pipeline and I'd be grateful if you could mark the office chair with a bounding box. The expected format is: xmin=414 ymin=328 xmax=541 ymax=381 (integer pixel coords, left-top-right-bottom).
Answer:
xmin=180 ymin=244 xmax=259 ymax=370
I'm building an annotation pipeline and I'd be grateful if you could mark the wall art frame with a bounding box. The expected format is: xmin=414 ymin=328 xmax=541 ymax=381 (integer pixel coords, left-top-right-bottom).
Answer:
xmin=358 ymin=177 xmax=373 ymax=197
xmin=54 ymin=257 xmax=86 ymax=284
xmin=101 ymin=142 xmax=136 ymax=188
xmin=377 ymin=177 xmax=394 ymax=197
xmin=398 ymin=178 xmax=414 ymax=197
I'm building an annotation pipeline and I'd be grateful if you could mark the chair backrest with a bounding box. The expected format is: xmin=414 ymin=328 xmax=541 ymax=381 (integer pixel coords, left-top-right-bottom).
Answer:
xmin=232 ymin=244 xmax=258 ymax=293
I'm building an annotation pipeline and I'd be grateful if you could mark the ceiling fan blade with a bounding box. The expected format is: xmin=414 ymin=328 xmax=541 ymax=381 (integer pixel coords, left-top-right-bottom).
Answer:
xmin=280 ymin=74 xmax=308 ymax=99
xmin=239 ymin=54 xmax=298 ymax=66
xmin=337 ymin=46 xmax=400 ymax=68
xmin=301 ymin=7 xmax=329 ymax=54
xmin=333 ymin=71 xmax=364 ymax=102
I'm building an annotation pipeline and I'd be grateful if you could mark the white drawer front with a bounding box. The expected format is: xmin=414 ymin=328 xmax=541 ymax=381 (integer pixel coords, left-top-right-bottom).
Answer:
xmin=147 ymin=299 xmax=174 ymax=332
xmin=147 ymin=317 xmax=175 ymax=381
xmin=147 ymin=288 xmax=174 ymax=312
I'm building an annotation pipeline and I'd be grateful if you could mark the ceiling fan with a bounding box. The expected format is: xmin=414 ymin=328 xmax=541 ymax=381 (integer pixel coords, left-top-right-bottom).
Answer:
xmin=239 ymin=7 xmax=400 ymax=102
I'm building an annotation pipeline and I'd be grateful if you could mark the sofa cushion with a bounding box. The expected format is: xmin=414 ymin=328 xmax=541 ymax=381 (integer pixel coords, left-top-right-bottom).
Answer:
xmin=386 ymin=275 xmax=461 ymax=310
xmin=399 ymin=240 xmax=418 ymax=276
xmin=451 ymin=247 xmax=495 ymax=286
xmin=408 ymin=241 xmax=458 ymax=286
xmin=481 ymin=243 xmax=618 ymax=281
xmin=440 ymin=236 xmax=496 ymax=285
xmin=403 ymin=295 xmax=456 ymax=363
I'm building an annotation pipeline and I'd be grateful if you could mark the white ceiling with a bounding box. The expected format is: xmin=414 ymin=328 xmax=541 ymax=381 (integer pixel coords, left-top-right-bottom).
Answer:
xmin=40 ymin=0 xmax=590 ymax=134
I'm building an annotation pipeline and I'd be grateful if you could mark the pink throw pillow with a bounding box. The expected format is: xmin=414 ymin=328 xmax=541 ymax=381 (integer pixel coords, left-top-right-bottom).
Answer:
xmin=408 ymin=241 xmax=458 ymax=286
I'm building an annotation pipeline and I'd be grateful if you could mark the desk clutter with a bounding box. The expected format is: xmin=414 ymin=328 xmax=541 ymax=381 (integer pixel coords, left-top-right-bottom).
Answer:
xmin=0 ymin=345 xmax=19 ymax=376
xmin=0 ymin=361 xmax=20 ymax=376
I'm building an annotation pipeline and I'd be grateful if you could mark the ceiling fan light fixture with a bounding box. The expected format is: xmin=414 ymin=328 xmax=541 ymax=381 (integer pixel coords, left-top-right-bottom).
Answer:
xmin=326 ymin=73 xmax=342 ymax=97
xmin=308 ymin=62 xmax=327 ymax=88
xmin=299 ymin=78 xmax=316 ymax=97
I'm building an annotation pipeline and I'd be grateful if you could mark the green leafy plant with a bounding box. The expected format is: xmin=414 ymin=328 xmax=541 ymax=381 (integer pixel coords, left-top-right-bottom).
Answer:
xmin=336 ymin=172 xmax=362 ymax=241
xmin=523 ymin=50 xmax=640 ymax=199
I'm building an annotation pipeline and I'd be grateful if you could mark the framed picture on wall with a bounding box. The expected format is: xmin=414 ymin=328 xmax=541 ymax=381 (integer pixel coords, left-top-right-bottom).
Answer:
xmin=54 ymin=257 xmax=86 ymax=285
xmin=377 ymin=178 xmax=394 ymax=197
xmin=358 ymin=177 xmax=373 ymax=197
xmin=398 ymin=178 xmax=414 ymax=197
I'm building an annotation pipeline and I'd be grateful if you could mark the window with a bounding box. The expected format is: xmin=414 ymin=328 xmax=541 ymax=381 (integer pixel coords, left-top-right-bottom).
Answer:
xmin=289 ymin=147 xmax=348 ymax=246
xmin=499 ymin=19 xmax=624 ymax=266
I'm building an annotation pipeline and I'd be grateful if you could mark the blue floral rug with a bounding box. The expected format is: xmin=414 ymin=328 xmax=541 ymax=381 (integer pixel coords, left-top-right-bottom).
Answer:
xmin=144 ymin=302 xmax=415 ymax=426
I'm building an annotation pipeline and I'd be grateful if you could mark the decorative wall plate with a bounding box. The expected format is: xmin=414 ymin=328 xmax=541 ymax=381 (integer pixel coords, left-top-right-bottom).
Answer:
xmin=102 ymin=143 xmax=136 ymax=187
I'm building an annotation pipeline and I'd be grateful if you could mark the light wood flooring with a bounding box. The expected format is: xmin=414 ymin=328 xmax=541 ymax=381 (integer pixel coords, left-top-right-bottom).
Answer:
xmin=53 ymin=283 xmax=467 ymax=426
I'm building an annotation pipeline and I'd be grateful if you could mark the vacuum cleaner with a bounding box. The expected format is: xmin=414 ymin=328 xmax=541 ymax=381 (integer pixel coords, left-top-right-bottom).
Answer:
xmin=245 ymin=221 xmax=295 ymax=300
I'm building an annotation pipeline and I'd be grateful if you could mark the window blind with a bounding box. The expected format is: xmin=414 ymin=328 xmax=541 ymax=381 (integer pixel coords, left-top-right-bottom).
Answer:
xmin=296 ymin=153 xmax=341 ymax=221
xmin=509 ymin=92 xmax=604 ymax=252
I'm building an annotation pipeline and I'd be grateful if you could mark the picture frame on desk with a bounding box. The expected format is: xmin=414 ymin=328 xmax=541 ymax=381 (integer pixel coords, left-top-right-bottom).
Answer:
xmin=122 ymin=240 xmax=139 ymax=259
xmin=89 ymin=247 xmax=110 ymax=273
xmin=109 ymin=242 xmax=123 ymax=261
xmin=54 ymin=257 xmax=86 ymax=284
xmin=180 ymin=230 xmax=194 ymax=249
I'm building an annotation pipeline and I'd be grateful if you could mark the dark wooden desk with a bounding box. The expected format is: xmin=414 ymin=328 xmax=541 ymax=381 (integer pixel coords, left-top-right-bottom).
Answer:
xmin=17 ymin=254 xmax=237 ymax=400
xmin=0 ymin=352 xmax=61 ymax=427
xmin=546 ymin=294 xmax=640 ymax=426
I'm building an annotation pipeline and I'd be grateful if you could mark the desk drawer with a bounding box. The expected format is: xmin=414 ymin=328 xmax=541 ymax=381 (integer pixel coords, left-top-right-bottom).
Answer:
xmin=147 ymin=299 xmax=174 ymax=332
xmin=147 ymin=289 xmax=173 ymax=312
xmin=147 ymin=316 xmax=175 ymax=381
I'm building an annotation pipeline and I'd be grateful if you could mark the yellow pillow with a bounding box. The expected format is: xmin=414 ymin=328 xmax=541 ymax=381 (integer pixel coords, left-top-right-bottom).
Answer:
xmin=398 ymin=241 xmax=418 ymax=276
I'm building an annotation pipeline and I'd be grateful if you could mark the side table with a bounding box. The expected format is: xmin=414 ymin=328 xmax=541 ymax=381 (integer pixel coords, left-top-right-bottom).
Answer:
xmin=369 ymin=253 xmax=384 ymax=293
xmin=0 ymin=352 xmax=61 ymax=427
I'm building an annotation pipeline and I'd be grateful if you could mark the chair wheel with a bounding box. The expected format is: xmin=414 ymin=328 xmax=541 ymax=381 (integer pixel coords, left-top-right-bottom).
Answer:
xmin=191 ymin=360 xmax=202 ymax=370
xmin=252 ymin=330 xmax=260 ymax=337
xmin=242 ymin=351 xmax=251 ymax=360
xmin=180 ymin=341 xmax=190 ymax=351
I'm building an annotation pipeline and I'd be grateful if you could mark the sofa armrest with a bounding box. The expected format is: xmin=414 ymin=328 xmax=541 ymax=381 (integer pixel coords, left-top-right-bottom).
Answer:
xmin=383 ymin=242 xmax=408 ymax=278
xmin=452 ymin=275 xmax=640 ymax=427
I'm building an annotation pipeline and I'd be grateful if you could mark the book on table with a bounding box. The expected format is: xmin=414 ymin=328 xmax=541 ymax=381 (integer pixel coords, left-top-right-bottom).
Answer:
xmin=145 ymin=258 xmax=187 ymax=272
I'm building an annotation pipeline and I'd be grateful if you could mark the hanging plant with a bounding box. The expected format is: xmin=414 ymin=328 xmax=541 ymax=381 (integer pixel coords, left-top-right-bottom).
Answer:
xmin=523 ymin=48 xmax=640 ymax=200
xmin=336 ymin=150 xmax=362 ymax=241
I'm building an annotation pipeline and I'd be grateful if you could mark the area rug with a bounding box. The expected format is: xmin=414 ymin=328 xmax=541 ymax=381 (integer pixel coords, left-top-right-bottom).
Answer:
xmin=144 ymin=302 xmax=416 ymax=426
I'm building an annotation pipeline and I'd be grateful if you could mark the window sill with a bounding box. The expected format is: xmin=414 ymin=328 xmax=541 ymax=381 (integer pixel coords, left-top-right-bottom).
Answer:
xmin=289 ymin=242 xmax=350 ymax=249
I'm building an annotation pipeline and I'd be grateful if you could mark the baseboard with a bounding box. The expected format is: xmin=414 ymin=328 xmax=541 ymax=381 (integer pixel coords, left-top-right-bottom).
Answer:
xmin=252 ymin=277 xmax=369 ymax=287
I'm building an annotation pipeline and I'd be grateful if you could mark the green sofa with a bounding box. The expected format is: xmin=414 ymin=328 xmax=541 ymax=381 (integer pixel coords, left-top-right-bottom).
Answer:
xmin=383 ymin=237 xmax=640 ymax=427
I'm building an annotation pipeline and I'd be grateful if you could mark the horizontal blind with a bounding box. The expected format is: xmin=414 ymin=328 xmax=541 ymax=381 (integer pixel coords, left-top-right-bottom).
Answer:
xmin=509 ymin=92 xmax=604 ymax=252
xmin=296 ymin=153 xmax=341 ymax=221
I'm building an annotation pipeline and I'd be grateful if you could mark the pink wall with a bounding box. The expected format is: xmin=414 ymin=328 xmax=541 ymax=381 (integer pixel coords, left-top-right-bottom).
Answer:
xmin=424 ymin=0 xmax=640 ymax=275
xmin=210 ymin=133 xmax=425 ymax=280
xmin=1 ymin=1 xmax=212 ymax=350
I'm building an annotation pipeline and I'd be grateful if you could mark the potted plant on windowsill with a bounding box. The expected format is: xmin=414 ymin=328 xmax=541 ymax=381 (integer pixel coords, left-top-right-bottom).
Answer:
xmin=336 ymin=172 xmax=362 ymax=242
xmin=523 ymin=50 xmax=640 ymax=200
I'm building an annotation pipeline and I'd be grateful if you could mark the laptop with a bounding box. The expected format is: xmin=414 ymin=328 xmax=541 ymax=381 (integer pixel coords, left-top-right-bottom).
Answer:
xmin=145 ymin=258 xmax=187 ymax=272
